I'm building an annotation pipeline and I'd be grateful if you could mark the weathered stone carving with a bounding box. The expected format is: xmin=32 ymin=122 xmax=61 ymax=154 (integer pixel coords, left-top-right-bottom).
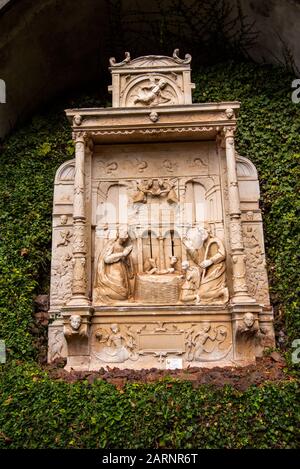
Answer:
xmin=51 ymin=253 xmax=73 ymax=304
xmin=235 ymin=313 xmax=259 ymax=359
xmin=49 ymin=50 xmax=274 ymax=369
xmin=64 ymin=314 xmax=86 ymax=338
xmin=56 ymin=229 xmax=72 ymax=247
xmin=145 ymin=256 xmax=178 ymax=275
xmin=185 ymin=322 xmax=231 ymax=362
xmin=94 ymin=232 xmax=134 ymax=304
xmin=94 ymin=324 xmax=138 ymax=363
xmin=179 ymin=261 xmax=200 ymax=303
xmin=60 ymin=215 xmax=68 ymax=225
xmin=243 ymin=226 xmax=270 ymax=305
xmin=132 ymin=178 xmax=178 ymax=204
xmin=257 ymin=324 xmax=275 ymax=354
xmin=48 ymin=327 xmax=65 ymax=361
xmin=98 ymin=160 xmax=118 ymax=175
xmin=183 ymin=228 xmax=228 ymax=304
xmin=133 ymin=76 xmax=175 ymax=106
xmin=149 ymin=111 xmax=159 ymax=122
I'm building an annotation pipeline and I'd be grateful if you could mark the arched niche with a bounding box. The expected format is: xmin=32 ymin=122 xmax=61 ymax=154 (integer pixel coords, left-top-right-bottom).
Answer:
xmin=121 ymin=74 xmax=181 ymax=107
xmin=96 ymin=181 xmax=129 ymax=229
xmin=236 ymin=154 xmax=260 ymax=202
xmin=184 ymin=180 xmax=206 ymax=227
xmin=54 ymin=159 xmax=75 ymax=184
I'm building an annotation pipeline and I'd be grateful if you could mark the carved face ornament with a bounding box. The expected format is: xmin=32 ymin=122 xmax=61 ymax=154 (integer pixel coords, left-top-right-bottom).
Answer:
xmin=244 ymin=313 xmax=255 ymax=328
xmin=70 ymin=315 xmax=81 ymax=330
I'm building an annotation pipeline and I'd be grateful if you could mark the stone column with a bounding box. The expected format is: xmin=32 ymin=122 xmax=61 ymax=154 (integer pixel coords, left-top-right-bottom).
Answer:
xmin=224 ymin=126 xmax=255 ymax=303
xmin=68 ymin=131 xmax=90 ymax=306
xmin=136 ymin=228 xmax=144 ymax=273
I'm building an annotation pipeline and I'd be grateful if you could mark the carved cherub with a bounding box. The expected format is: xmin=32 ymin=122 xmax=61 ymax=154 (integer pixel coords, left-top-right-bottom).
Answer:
xmin=132 ymin=180 xmax=152 ymax=203
xmin=145 ymin=256 xmax=178 ymax=275
xmin=145 ymin=257 xmax=158 ymax=275
xmin=57 ymin=230 xmax=72 ymax=247
xmin=134 ymin=77 xmax=171 ymax=106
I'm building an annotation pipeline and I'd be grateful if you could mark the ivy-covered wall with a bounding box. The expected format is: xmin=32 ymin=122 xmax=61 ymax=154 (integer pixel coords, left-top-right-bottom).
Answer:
xmin=0 ymin=60 xmax=299 ymax=358
xmin=0 ymin=361 xmax=299 ymax=449
xmin=0 ymin=61 xmax=299 ymax=448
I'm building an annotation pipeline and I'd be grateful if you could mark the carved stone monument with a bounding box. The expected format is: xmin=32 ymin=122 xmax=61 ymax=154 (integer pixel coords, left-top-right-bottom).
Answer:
xmin=48 ymin=50 xmax=275 ymax=370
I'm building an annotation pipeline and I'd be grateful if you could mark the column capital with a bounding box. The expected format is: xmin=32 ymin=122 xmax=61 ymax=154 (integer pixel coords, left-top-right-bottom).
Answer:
xmin=72 ymin=130 xmax=89 ymax=143
xmin=223 ymin=126 xmax=236 ymax=140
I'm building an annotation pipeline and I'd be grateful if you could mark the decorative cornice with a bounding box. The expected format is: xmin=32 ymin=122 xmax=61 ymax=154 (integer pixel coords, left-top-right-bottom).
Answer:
xmin=87 ymin=126 xmax=214 ymax=137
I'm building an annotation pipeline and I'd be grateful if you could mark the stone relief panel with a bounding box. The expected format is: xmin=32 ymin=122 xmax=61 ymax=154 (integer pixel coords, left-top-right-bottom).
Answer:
xmin=184 ymin=322 xmax=232 ymax=362
xmin=121 ymin=74 xmax=180 ymax=107
xmin=50 ymin=159 xmax=75 ymax=314
xmin=91 ymin=140 xmax=226 ymax=307
xmin=93 ymin=324 xmax=138 ymax=363
xmin=48 ymin=323 xmax=67 ymax=362
xmin=92 ymin=186 xmax=227 ymax=306
xmin=93 ymin=141 xmax=216 ymax=180
xmin=91 ymin=321 xmax=232 ymax=365
xmin=50 ymin=243 xmax=73 ymax=306
xmin=243 ymin=224 xmax=270 ymax=306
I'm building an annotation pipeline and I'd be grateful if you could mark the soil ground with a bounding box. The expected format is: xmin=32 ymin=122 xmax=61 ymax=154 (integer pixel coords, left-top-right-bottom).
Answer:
xmin=45 ymin=354 xmax=293 ymax=391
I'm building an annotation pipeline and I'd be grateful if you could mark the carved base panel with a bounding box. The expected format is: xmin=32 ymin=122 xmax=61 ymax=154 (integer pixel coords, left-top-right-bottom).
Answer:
xmin=52 ymin=304 xmax=274 ymax=370
xmin=89 ymin=307 xmax=235 ymax=370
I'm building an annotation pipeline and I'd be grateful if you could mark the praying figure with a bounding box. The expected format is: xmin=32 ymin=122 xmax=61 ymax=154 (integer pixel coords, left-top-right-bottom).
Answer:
xmin=94 ymin=231 xmax=134 ymax=304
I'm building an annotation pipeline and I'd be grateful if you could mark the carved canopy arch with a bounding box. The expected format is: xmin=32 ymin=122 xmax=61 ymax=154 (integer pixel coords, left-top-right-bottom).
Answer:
xmin=185 ymin=177 xmax=215 ymax=193
xmin=55 ymin=159 xmax=75 ymax=184
xmin=236 ymin=155 xmax=258 ymax=180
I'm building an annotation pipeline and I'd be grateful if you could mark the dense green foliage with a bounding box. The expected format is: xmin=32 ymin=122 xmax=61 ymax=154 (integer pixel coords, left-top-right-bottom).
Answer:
xmin=0 ymin=61 xmax=299 ymax=448
xmin=0 ymin=362 xmax=299 ymax=449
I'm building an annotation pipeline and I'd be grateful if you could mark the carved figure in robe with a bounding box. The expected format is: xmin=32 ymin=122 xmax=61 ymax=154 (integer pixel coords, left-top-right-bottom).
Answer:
xmin=94 ymin=232 xmax=134 ymax=303
xmin=180 ymin=260 xmax=200 ymax=303
xmin=183 ymin=228 xmax=228 ymax=304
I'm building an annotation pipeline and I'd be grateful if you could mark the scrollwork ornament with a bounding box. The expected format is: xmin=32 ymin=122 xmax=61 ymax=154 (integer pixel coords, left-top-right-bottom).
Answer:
xmin=172 ymin=48 xmax=192 ymax=64
xmin=109 ymin=51 xmax=131 ymax=67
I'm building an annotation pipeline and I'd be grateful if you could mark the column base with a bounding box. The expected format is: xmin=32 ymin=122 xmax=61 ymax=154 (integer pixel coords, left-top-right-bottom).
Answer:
xmin=67 ymin=295 xmax=91 ymax=307
xmin=230 ymin=294 xmax=256 ymax=304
